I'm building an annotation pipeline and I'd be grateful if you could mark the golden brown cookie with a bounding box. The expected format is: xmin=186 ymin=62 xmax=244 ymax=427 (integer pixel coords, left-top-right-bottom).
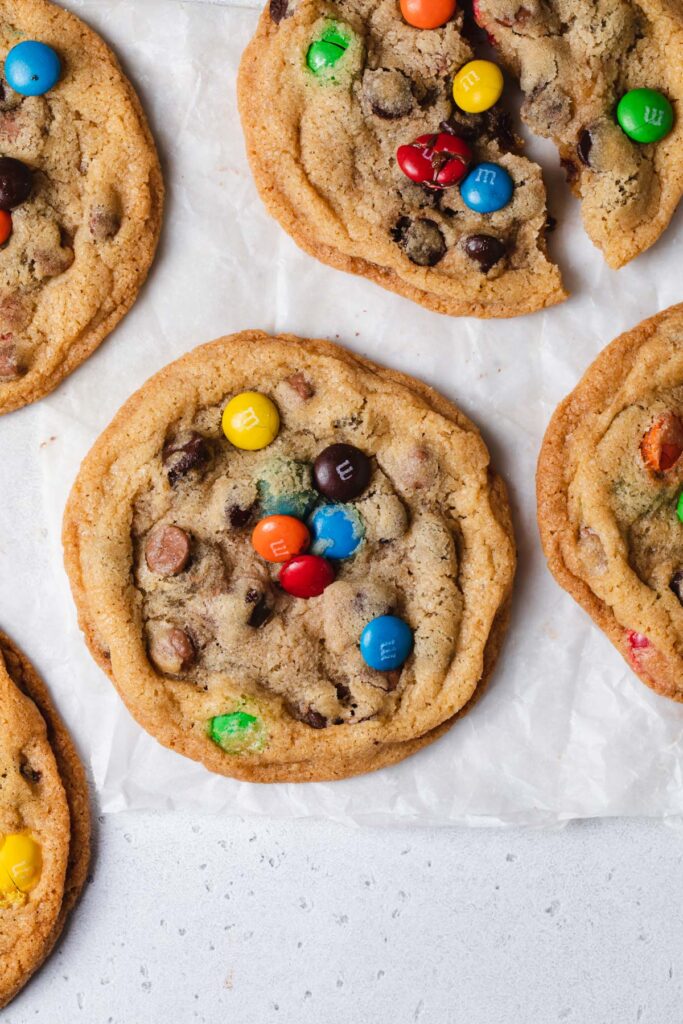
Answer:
xmin=238 ymin=0 xmax=566 ymax=319
xmin=474 ymin=0 xmax=683 ymax=268
xmin=63 ymin=332 xmax=516 ymax=782
xmin=0 ymin=631 xmax=90 ymax=1009
xmin=538 ymin=304 xmax=683 ymax=701
xmin=0 ymin=0 xmax=163 ymax=414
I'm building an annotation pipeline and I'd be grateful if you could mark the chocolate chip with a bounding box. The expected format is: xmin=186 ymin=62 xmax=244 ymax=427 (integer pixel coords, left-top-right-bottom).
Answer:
xmin=464 ymin=234 xmax=507 ymax=272
xmin=0 ymin=156 xmax=31 ymax=210
xmin=285 ymin=372 xmax=315 ymax=400
xmin=163 ymin=431 xmax=212 ymax=487
xmin=335 ymin=682 xmax=352 ymax=702
xmin=227 ymin=503 xmax=255 ymax=529
xmin=148 ymin=626 xmax=196 ymax=675
xmin=670 ymin=571 xmax=683 ymax=603
xmin=289 ymin=704 xmax=328 ymax=729
xmin=313 ymin=443 xmax=371 ymax=500
xmin=19 ymin=757 xmax=41 ymax=784
xmin=246 ymin=591 xmax=273 ymax=628
xmin=577 ymin=129 xmax=592 ymax=166
xmin=363 ymin=68 xmax=414 ymax=119
xmin=392 ymin=217 xmax=446 ymax=267
xmin=89 ymin=203 xmax=121 ymax=241
xmin=269 ymin=0 xmax=288 ymax=22
xmin=145 ymin=524 xmax=191 ymax=576
xmin=0 ymin=335 xmax=21 ymax=378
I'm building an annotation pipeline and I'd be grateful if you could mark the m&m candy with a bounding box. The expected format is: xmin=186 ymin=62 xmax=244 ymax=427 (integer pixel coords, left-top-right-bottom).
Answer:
xmin=280 ymin=554 xmax=335 ymax=598
xmin=0 ymin=210 xmax=11 ymax=245
xmin=313 ymin=443 xmax=371 ymax=500
xmin=397 ymin=132 xmax=472 ymax=189
xmin=617 ymin=88 xmax=673 ymax=144
xmin=222 ymin=392 xmax=279 ymax=450
xmin=309 ymin=503 xmax=364 ymax=559
xmin=400 ymin=0 xmax=456 ymax=30
xmin=452 ymin=60 xmax=504 ymax=114
xmin=0 ymin=834 xmax=42 ymax=900
xmin=5 ymin=41 xmax=61 ymax=96
xmin=307 ymin=25 xmax=349 ymax=74
xmin=360 ymin=615 xmax=413 ymax=671
xmin=252 ymin=514 xmax=310 ymax=563
xmin=460 ymin=162 xmax=513 ymax=213
xmin=677 ymin=491 xmax=683 ymax=524
xmin=208 ymin=711 xmax=265 ymax=754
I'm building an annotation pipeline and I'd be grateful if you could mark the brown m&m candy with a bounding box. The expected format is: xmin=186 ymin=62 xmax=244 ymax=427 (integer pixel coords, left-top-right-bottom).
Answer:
xmin=313 ymin=443 xmax=371 ymax=500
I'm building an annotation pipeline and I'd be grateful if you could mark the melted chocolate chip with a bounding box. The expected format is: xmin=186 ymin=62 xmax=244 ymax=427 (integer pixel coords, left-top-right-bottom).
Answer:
xmin=670 ymin=570 xmax=683 ymax=603
xmin=293 ymin=705 xmax=328 ymax=729
xmin=577 ymin=129 xmax=592 ymax=166
xmin=464 ymin=234 xmax=507 ymax=273
xmin=19 ymin=757 xmax=42 ymax=784
xmin=246 ymin=590 xmax=273 ymax=628
xmin=228 ymin=503 xmax=255 ymax=529
xmin=560 ymin=157 xmax=579 ymax=184
xmin=392 ymin=217 xmax=446 ymax=267
xmin=269 ymin=0 xmax=288 ymax=22
xmin=163 ymin=432 xmax=211 ymax=487
xmin=285 ymin=372 xmax=315 ymax=400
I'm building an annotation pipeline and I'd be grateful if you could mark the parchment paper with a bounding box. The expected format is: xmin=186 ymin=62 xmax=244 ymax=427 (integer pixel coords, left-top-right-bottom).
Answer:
xmin=4 ymin=0 xmax=683 ymax=825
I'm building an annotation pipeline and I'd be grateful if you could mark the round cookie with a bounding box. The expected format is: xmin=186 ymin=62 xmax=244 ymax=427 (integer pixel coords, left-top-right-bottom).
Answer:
xmin=537 ymin=304 xmax=683 ymax=701
xmin=0 ymin=0 xmax=163 ymax=414
xmin=0 ymin=631 xmax=90 ymax=1009
xmin=238 ymin=0 xmax=565 ymax=319
xmin=474 ymin=0 xmax=683 ymax=268
xmin=63 ymin=332 xmax=516 ymax=782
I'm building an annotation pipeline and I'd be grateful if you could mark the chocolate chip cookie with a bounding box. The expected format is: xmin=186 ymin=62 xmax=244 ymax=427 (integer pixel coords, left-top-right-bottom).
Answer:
xmin=238 ymin=0 xmax=565 ymax=319
xmin=538 ymin=304 xmax=683 ymax=701
xmin=474 ymin=0 xmax=683 ymax=267
xmin=0 ymin=631 xmax=90 ymax=1008
xmin=63 ymin=332 xmax=515 ymax=782
xmin=0 ymin=0 xmax=163 ymax=414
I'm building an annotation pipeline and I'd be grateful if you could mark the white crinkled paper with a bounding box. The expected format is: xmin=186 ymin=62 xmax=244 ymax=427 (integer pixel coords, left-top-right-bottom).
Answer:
xmin=2 ymin=0 xmax=683 ymax=825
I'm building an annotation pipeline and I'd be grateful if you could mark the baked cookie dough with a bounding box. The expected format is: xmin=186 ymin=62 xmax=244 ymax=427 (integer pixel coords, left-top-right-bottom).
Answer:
xmin=474 ymin=0 xmax=683 ymax=268
xmin=63 ymin=332 xmax=516 ymax=782
xmin=0 ymin=631 xmax=90 ymax=1009
xmin=0 ymin=0 xmax=163 ymax=414
xmin=238 ymin=0 xmax=565 ymax=319
xmin=538 ymin=304 xmax=683 ymax=701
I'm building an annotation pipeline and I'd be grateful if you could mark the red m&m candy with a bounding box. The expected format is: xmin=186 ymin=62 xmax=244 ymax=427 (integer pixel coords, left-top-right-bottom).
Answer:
xmin=252 ymin=515 xmax=310 ymax=563
xmin=397 ymin=133 xmax=472 ymax=189
xmin=280 ymin=555 xmax=335 ymax=598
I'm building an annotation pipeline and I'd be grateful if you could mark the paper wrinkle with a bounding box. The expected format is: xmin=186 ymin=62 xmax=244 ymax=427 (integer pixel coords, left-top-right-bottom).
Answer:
xmin=0 ymin=0 xmax=679 ymax=826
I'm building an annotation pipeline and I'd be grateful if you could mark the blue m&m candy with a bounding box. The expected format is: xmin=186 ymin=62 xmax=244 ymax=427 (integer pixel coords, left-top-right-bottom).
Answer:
xmin=460 ymin=162 xmax=513 ymax=214
xmin=5 ymin=41 xmax=61 ymax=96
xmin=310 ymin=503 xmax=364 ymax=559
xmin=360 ymin=615 xmax=413 ymax=671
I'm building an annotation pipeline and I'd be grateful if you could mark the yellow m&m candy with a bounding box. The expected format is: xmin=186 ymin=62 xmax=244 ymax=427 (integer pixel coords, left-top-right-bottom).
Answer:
xmin=0 ymin=833 xmax=42 ymax=898
xmin=453 ymin=60 xmax=503 ymax=113
xmin=222 ymin=391 xmax=280 ymax=451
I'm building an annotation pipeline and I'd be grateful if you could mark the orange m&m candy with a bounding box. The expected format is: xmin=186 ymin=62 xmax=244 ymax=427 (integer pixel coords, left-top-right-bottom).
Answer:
xmin=400 ymin=0 xmax=456 ymax=29
xmin=252 ymin=515 xmax=310 ymax=563
xmin=0 ymin=210 xmax=12 ymax=245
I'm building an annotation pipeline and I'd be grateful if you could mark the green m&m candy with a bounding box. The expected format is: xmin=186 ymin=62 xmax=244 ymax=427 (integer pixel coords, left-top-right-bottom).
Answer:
xmin=677 ymin=490 xmax=683 ymax=524
xmin=306 ymin=24 xmax=349 ymax=74
xmin=617 ymin=88 xmax=674 ymax=143
xmin=208 ymin=710 xmax=266 ymax=754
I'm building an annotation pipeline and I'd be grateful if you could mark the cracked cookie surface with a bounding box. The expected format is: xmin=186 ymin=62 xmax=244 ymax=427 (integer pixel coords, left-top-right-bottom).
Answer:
xmin=538 ymin=304 xmax=683 ymax=702
xmin=0 ymin=0 xmax=163 ymax=414
xmin=475 ymin=0 xmax=683 ymax=267
xmin=0 ymin=631 xmax=90 ymax=1009
xmin=238 ymin=0 xmax=565 ymax=319
xmin=63 ymin=332 xmax=515 ymax=783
